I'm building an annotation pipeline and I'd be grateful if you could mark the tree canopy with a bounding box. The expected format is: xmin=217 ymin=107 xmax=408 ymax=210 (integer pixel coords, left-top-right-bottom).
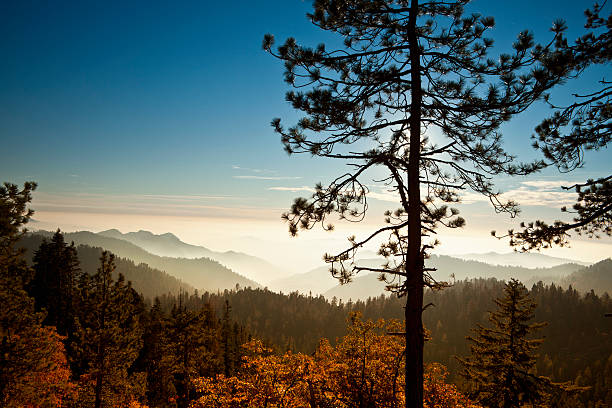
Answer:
xmin=501 ymin=3 xmax=611 ymax=251
xmin=265 ymin=1 xmax=565 ymax=405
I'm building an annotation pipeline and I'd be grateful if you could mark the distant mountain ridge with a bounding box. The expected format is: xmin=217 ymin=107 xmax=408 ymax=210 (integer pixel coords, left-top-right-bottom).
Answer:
xmin=31 ymin=230 xmax=258 ymax=292
xmin=560 ymin=258 xmax=612 ymax=295
xmin=454 ymin=251 xmax=591 ymax=268
xmin=322 ymin=256 xmax=610 ymax=301
xmin=97 ymin=229 xmax=287 ymax=284
xmin=271 ymin=254 xmax=588 ymax=300
xmin=19 ymin=234 xmax=195 ymax=299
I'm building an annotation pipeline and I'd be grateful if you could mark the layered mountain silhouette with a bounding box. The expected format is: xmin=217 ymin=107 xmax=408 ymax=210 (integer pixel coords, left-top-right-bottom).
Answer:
xmin=19 ymin=234 xmax=195 ymax=298
xmin=28 ymin=228 xmax=609 ymax=301
xmin=454 ymin=251 xmax=591 ymax=268
xmin=322 ymin=256 xmax=609 ymax=301
xmin=559 ymin=258 xmax=612 ymax=295
xmin=30 ymin=230 xmax=258 ymax=292
xmin=272 ymin=254 xmax=596 ymax=300
xmin=97 ymin=229 xmax=287 ymax=284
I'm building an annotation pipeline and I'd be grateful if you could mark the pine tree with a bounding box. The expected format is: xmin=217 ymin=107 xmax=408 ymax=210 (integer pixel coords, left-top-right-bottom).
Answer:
xmin=458 ymin=279 xmax=551 ymax=408
xmin=29 ymin=228 xmax=80 ymax=336
xmin=166 ymin=301 xmax=221 ymax=408
xmin=501 ymin=3 xmax=611 ymax=250
xmin=221 ymin=299 xmax=243 ymax=376
xmin=75 ymin=250 xmax=145 ymax=408
xmin=264 ymin=1 xmax=566 ymax=405
xmin=0 ymin=181 xmax=76 ymax=406
xmin=137 ymin=297 xmax=177 ymax=408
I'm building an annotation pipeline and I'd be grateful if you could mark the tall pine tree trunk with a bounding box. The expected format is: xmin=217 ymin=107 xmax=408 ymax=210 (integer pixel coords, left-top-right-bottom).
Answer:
xmin=94 ymin=344 xmax=104 ymax=408
xmin=405 ymin=0 xmax=424 ymax=407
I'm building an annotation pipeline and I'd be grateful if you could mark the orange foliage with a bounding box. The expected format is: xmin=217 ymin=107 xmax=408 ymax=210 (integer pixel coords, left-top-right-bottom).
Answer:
xmin=191 ymin=314 xmax=480 ymax=408
xmin=423 ymin=364 xmax=481 ymax=408
xmin=7 ymin=326 xmax=77 ymax=407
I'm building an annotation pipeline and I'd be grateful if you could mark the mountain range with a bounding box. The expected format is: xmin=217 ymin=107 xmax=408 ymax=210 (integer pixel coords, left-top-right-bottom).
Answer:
xmin=271 ymin=254 xmax=608 ymax=301
xmin=321 ymin=257 xmax=611 ymax=301
xmin=28 ymin=228 xmax=611 ymax=302
xmin=97 ymin=229 xmax=287 ymax=284
xmin=454 ymin=251 xmax=591 ymax=268
xmin=19 ymin=234 xmax=195 ymax=298
xmin=30 ymin=230 xmax=258 ymax=292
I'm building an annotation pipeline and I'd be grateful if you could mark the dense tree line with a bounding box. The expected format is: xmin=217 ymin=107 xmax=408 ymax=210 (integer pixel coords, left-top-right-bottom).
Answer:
xmin=178 ymin=280 xmax=610 ymax=406
xmin=191 ymin=314 xmax=480 ymax=408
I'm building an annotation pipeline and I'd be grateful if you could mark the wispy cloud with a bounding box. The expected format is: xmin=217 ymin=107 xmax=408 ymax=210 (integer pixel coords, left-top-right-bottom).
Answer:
xmin=30 ymin=191 xmax=276 ymax=219
xmin=268 ymin=186 xmax=315 ymax=193
xmin=265 ymin=178 xmax=577 ymax=208
xmin=138 ymin=194 xmax=237 ymax=201
xmin=458 ymin=180 xmax=577 ymax=207
xmin=269 ymin=185 xmax=400 ymax=203
xmin=501 ymin=188 xmax=575 ymax=207
xmin=520 ymin=180 xmax=574 ymax=189
xmin=231 ymin=165 xmax=275 ymax=174
xmin=367 ymin=190 xmax=397 ymax=202
xmin=234 ymin=175 xmax=302 ymax=180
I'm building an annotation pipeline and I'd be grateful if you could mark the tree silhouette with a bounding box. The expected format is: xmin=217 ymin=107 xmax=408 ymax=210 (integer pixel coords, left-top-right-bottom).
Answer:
xmin=458 ymin=279 xmax=552 ymax=408
xmin=29 ymin=229 xmax=80 ymax=336
xmin=0 ymin=182 xmax=77 ymax=407
xmin=500 ymin=3 xmax=611 ymax=251
xmin=166 ymin=301 xmax=221 ymax=408
xmin=75 ymin=251 xmax=144 ymax=408
xmin=265 ymin=1 xmax=564 ymax=405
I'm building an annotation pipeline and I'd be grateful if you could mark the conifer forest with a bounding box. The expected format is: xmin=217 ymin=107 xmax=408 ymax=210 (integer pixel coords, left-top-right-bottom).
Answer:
xmin=1 ymin=0 xmax=610 ymax=407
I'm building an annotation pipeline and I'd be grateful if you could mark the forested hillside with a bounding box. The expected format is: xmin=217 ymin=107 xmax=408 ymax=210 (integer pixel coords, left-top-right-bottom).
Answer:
xmin=277 ymin=255 xmax=586 ymax=299
xmin=29 ymin=231 xmax=258 ymax=291
xmin=19 ymin=233 xmax=194 ymax=298
xmin=98 ymin=229 xmax=288 ymax=283
xmin=456 ymin=251 xmax=591 ymax=268
xmin=4 ymin=219 xmax=611 ymax=406
xmin=560 ymin=258 xmax=612 ymax=295
xmin=171 ymin=280 xmax=611 ymax=406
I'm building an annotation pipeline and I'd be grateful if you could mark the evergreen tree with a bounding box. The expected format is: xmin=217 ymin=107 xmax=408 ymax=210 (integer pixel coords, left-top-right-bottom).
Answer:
xmin=29 ymin=228 xmax=80 ymax=336
xmin=166 ymin=300 xmax=221 ymax=408
xmin=0 ymin=182 xmax=76 ymax=406
xmin=264 ymin=1 xmax=566 ymax=405
xmin=501 ymin=3 xmax=611 ymax=250
xmin=75 ymin=250 xmax=145 ymax=408
xmin=0 ymin=182 xmax=40 ymax=402
xmin=221 ymin=299 xmax=243 ymax=376
xmin=0 ymin=181 xmax=36 ymax=284
xmin=458 ymin=279 xmax=551 ymax=407
xmin=137 ymin=297 xmax=177 ymax=408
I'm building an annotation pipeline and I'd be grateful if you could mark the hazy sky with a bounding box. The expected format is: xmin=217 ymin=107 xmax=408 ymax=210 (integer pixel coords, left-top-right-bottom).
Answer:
xmin=2 ymin=0 xmax=610 ymax=271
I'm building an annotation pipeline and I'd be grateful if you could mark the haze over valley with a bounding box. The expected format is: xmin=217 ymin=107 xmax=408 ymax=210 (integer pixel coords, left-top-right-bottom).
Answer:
xmin=23 ymin=229 xmax=611 ymax=301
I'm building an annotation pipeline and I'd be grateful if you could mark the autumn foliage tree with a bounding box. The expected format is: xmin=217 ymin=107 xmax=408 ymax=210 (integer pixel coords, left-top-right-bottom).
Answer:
xmin=6 ymin=326 xmax=77 ymax=407
xmin=192 ymin=314 xmax=480 ymax=408
xmin=265 ymin=0 xmax=566 ymax=406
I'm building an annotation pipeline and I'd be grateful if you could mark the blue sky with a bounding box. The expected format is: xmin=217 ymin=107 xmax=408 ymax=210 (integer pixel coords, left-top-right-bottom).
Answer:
xmin=2 ymin=0 xmax=610 ymax=269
